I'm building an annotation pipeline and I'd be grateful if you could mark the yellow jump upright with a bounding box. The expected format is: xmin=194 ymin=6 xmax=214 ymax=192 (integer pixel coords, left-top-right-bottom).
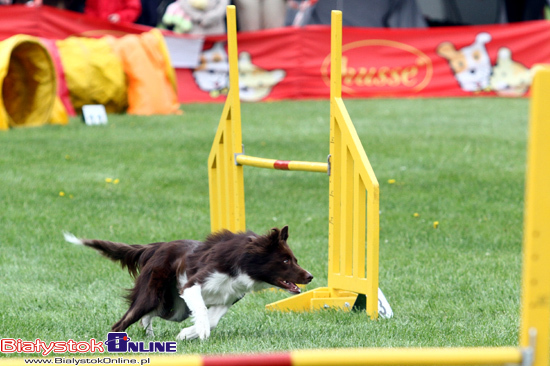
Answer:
xmin=265 ymin=11 xmax=380 ymax=318
xmin=208 ymin=5 xmax=245 ymax=233
xmin=328 ymin=10 xmax=380 ymax=317
xmin=209 ymin=8 xmax=383 ymax=318
xmin=519 ymin=68 xmax=550 ymax=366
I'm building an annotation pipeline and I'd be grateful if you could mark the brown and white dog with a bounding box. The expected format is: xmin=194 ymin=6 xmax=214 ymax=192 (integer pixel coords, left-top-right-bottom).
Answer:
xmin=64 ymin=226 xmax=312 ymax=340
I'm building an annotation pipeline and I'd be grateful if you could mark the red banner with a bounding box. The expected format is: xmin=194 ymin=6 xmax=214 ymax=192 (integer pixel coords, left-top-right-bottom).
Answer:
xmin=0 ymin=5 xmax=152 ymax=40
xmin=1 ymin=6 xmax=550 ymax=102
xmin=179 ymin=20 xmax=550 ymax=102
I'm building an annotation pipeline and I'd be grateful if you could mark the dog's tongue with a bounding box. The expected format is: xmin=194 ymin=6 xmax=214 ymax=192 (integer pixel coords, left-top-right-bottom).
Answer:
xmin=279 ymin=280 xmax=301 ymax=294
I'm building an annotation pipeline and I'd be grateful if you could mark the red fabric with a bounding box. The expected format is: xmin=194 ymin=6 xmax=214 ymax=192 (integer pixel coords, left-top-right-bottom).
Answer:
xmin=0 ymin=5 xmax=152 ymax=41
xmin=203 ymin=353 xmax=292 ymax=366
xmin=84 ymin=0 xmax=142 ymax=23
xmin=178 ymin=20 xmax=550 ymax=102
xmin=39 ymin=38 xmax=76 ymax=116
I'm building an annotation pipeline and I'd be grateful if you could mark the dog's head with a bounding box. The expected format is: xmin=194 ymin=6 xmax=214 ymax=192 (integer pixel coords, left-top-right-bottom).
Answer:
xmin=437 ymin=32 xmax=492 ymax=92
xmin=243 ymin=226 xmax=313 ymax=293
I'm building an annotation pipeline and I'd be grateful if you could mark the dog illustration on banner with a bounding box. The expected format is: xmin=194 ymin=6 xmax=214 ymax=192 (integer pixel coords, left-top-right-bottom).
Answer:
xmin=193 ymin=42 xmax=285 ymax=101
xmin=437 ymin=32 xmax=533 ymax=96
xmin=238 ymin=52 xmax=286 ymax=102
xmin=193 ymin=42 xmax=229 ymax=98
xmin=437 ymin=32 xmax=493 ymax=92
xmin=489 ymin=47 xmax=532 ymax=97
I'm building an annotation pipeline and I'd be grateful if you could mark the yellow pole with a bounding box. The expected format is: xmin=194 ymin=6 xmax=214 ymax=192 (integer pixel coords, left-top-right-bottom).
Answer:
xmin=236 ymin=154 xmax=328 ymax=173
xmin=291 ymin=347 xmax=523 ymax=366
xmin=519 ymin=68 xmax=550 ymax=366
xmin=330 ymin=11 xmax=342 ymax=101
xmin=327 ymin=9 xmax=342 ymax=296
xmin=0 ymin=356 xmax=204 ymax=366
xmin=2 ymin=347 xmax=523 ymax=366
xmin=226 ymin=5 xmax=240 ymax=118
xmin=208 ymin=5 xmax=246 ymax=233
xmin=225 ymin=5 xmax=245 ymax=232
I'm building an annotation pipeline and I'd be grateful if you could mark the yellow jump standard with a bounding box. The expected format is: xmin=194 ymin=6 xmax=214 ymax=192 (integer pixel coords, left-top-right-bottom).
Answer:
xmin=208 ymin=7 xmax=382 ymax=318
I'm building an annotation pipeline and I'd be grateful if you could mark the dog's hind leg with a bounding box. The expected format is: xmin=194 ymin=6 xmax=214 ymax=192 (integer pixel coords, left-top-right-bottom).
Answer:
xmin=112 ymin=306 xmax=149 ymax=332
xmin=112 ymin=267 xmax=165 ymax=333
xmin=112 ymin=295 xmax=159 ymax=332
xmin=112 ymin=306 xmax=155 ymax=332
xmin=141 ymin=312 xmax=155 ymax=337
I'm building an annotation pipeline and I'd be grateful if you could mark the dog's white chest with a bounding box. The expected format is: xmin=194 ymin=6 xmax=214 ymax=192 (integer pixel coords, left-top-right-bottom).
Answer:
xmin=201 ymin=272 xmax=264 ymax=305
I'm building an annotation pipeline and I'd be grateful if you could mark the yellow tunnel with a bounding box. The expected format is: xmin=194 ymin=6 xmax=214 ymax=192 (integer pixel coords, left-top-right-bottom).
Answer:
xmin=0 ymin=35 xmax=57 ymax=130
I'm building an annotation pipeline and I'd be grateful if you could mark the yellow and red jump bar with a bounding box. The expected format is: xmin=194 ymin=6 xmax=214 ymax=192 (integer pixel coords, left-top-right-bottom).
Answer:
xmin=134 ymin=347 xmax=524 ymax=366
xmin=235 ymin=154 xmax=328 ymax=174
xmin=2 ymin=347 xmax=525 ymax=366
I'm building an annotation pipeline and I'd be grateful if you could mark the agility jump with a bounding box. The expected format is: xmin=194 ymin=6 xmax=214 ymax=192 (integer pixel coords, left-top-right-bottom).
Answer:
xmin=208 ymin=6 xmax=384 ymax=318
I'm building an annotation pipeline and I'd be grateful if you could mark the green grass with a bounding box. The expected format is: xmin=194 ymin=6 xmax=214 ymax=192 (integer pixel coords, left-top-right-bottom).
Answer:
xmin=0 ymin=98 xmax=529 ymax=356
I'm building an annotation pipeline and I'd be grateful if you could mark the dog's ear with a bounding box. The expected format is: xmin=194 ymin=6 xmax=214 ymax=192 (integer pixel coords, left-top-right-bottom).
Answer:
xmin=267 ymin=227 xmax=288 ymax=248
xmin=269 ymin=226 xmax=288 ymax=241
xmin=269 ymin=227 xmax=280 ymax=243
xmin=280 ymin=226 xmax=289 ymax=241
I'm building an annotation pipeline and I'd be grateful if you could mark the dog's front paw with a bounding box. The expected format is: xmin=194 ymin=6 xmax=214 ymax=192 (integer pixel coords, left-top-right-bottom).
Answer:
xmin=194 ymin=315 xmax=210 ymax=340
xmin=176 ymin=326 xmax=198 ymax=341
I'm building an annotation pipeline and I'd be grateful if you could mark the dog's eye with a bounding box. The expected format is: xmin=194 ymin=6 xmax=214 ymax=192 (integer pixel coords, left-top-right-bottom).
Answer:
xmin=283 ymin=259 xmax=290 ymax=264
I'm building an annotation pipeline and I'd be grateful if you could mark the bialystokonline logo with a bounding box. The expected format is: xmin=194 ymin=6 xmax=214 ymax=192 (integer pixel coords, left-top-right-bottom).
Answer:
xmin=1 ymin=333 xmax=177 ymax=357
xmin=104 ymin=333 xmax=176 ymax=353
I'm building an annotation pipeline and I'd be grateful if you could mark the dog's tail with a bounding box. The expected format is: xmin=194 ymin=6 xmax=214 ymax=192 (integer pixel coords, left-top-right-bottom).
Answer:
xmin=64 ymin=232 xmax=148 ymax=277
